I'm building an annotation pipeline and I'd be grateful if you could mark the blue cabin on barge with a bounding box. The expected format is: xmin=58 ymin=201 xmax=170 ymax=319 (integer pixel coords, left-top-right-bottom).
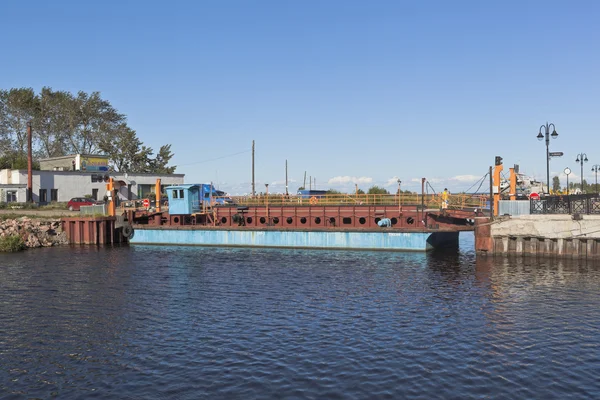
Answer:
xmin=166 ymin=184 xmax=233 ymax=214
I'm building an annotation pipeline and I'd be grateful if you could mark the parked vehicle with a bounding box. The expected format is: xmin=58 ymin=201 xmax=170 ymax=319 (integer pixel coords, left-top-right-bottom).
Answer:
xmin=67 ymin=197 xmax=98 ymax=211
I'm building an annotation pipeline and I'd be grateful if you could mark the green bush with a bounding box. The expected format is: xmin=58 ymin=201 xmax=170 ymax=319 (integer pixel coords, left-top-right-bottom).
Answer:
xmin=0 ymin=235 xmax=25 ymax=252
xmin=39 ymin=202 xmax=69 ymax=210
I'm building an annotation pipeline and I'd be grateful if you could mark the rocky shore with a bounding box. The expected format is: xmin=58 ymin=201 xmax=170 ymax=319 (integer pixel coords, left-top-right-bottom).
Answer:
xmin=0 ymin=217 xmax=68 ymax=249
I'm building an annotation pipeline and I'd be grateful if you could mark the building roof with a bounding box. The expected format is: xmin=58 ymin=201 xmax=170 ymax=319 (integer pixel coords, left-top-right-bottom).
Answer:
xmin=3 ymin=169 xmax=184 ymax=178
xmin=40 ymin=154 xmax=108 ymax=161
xmin=165 ymin=184 xmax=201 ymax=190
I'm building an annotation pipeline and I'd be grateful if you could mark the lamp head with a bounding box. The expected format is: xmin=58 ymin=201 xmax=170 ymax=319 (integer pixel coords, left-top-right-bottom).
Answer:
xmin=551 ymin=130 xmax=558 ymax=139
xmin=537 ymin=132 xmax=544 ymax=141
xmin=576 ymin=157 xmax=580 ymax=163
xmin=585 ymin=156 xmax=589 ymax=162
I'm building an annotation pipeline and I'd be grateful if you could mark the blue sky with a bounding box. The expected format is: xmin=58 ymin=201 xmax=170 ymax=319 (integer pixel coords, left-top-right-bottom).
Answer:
xmin=2 ymin=0 xmax=599 ymax=194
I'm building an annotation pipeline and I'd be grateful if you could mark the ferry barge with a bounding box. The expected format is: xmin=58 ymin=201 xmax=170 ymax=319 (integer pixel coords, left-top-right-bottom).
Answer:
xmin=124 ymin=183 xmax=484 ymax=252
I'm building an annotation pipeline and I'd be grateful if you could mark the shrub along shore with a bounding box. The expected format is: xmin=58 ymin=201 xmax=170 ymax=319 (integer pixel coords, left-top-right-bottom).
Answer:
xmin=0 ymin=217 xmax=67 ymax=252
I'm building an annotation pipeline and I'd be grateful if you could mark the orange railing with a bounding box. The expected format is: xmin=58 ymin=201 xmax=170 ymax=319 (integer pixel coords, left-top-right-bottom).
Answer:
xmin=230 ymin=193 xmax=487 ymax=210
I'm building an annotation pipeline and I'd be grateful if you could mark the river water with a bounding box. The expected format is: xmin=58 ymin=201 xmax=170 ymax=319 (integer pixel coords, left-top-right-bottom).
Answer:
xmin=1 ymin=233 xmax=599 ymax=399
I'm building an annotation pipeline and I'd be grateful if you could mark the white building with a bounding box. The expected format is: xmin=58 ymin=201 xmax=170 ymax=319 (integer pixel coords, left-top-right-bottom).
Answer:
xmin=0 ymin=169 xmax=185 ymax=204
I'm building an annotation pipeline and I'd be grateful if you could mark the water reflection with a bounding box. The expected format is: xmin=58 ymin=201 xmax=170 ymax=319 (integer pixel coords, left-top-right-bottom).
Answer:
xmin=1 ymin=245 xmax=599 ymax=399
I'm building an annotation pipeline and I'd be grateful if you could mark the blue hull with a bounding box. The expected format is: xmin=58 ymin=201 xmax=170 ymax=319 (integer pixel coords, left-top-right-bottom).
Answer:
xmin=129 ymin=228 xmax=459 ymax=252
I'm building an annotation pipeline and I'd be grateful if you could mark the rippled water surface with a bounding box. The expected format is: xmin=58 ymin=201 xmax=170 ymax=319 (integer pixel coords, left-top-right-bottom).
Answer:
xmin=1 ymin=234 xmax=600 ymax=399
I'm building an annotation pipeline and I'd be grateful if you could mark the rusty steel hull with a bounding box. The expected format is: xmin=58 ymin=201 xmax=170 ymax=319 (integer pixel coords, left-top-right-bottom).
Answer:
xmin=126 ymin=205 xmax=475 ymax=251
xmin=130 ymin=205 xmax=477 ymax=232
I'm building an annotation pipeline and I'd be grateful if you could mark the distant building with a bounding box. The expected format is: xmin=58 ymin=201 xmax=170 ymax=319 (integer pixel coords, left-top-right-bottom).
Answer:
xmin=0 ymin=168 xmax=184 ymax=204
xmin=39 ymin=154 xmax=110 ymax=172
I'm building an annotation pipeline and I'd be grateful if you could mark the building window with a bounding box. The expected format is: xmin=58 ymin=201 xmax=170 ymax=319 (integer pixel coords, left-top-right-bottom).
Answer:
xmin=7 ymin=191 xmax=17 ymax=203
xmin=39 ymin=189 xmax=48 ymax=203
xmin=51 ymin=189 xmax=58 ymax=202
xmin=92 ymin=189 xmax=98 ymax=200
xmin=173 ymin=190 xmax=178 ymax=199
xmin=179 ymin=189 xmax=184 ymax=199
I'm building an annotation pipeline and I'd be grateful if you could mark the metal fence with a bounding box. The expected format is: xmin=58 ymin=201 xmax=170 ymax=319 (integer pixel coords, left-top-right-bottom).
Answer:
xmin=530 ymin=194 xmax=600 ymax=215
xmin=80 ymin=204 xmax=107 ymax=215
xmin=498 ymin=200 xmax=530 ymax=216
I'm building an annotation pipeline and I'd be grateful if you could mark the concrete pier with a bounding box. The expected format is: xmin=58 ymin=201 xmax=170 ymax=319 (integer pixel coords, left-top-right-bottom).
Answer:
xmin=475 ymin=214 xmax=600 ymax=259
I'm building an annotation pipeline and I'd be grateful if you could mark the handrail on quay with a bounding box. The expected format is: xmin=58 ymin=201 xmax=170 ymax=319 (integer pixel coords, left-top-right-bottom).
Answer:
xmin=531 ymin=193 xmax=600 ymax=215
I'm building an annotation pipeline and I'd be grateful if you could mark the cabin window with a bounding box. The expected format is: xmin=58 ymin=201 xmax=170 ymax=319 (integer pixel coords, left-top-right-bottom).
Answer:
xmin=51 ymin=189 xmax=58 ymax=202
xmin=204 ymin=192 xmax=210 ymax=198
xmin=286 ymin=217 xmax=293 ymax=224
xmin=343 ymin=217 xmax=352 ymax=225
xmin=359 ymin=217 xmax=366 ymax=224
xmin=315 ymin=217 xmax=321 ymax=224
xmin=391 ymin=217 xmax=398 ymax=225
xmin=173 ymin=190 xmax=178 ymax=199
xmin=179 ymin=190 xmax=185 ymax=199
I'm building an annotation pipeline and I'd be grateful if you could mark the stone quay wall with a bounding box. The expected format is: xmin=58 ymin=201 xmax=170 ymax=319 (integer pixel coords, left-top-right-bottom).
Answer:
xmin=0 ymin=217 xmax=68 ymax=249
xmin=475 ymin=215 xmax=600 ymax=259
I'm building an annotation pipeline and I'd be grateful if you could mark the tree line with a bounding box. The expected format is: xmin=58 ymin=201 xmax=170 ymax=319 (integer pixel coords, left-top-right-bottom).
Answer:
xmin=553 ymin=176 xmax=600 ymax=193
xmin=297 ymin=185 xmax=414 ymax=195
xmin=0 ymin=87 xmax=175 ymax=173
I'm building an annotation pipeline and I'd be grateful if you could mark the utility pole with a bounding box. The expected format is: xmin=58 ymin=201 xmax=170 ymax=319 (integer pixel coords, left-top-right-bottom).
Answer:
xmin=303 ymin=171 xmax=306 ymax=189
xmin=252 ymin=140 xmax=255 ymax=197
xmin=309 ymin=175 xmax=312 ymax=190
xmin=285 ymin=159 xmax=288 ymax=196
xmin=27 ymin=121 xmax=33 ymax=203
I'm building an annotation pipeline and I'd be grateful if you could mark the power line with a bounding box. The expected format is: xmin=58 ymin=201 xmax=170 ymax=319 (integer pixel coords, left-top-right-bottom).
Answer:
xmin=174 ymin=149 xmax=251 ymax=168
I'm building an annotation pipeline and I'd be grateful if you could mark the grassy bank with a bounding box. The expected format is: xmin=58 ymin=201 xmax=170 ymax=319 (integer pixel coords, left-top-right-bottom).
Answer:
xmin=0 ymin=235 xmax=25 ymax=252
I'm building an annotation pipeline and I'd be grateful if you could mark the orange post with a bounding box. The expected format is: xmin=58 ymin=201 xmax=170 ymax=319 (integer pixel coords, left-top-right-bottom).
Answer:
xmin=156 ymin=178 xmax=162 ymax=212
xmin=509 ymin=167 xmax=516 ymax=201
xmin=106 ymin=177 xmax=116 ymax=216
xmin=493 ymin=164 xmax=503 ymax=216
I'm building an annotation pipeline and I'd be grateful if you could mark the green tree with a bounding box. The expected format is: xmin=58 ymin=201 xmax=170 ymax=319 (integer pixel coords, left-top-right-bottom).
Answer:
xmin=367 ymin=185 xmax=389 ymax=194
xmin=0 ymin=88 xmax=37 ymax=155
xmin=326 ymin=188 xmax=342 ymax=194
xmin=552 ymin=176 xmax=560 ymax=192
xmin=0 ymin=87 xmax=176 ymax=174
xmin=356 ymin=188 xmax=365 ymax=194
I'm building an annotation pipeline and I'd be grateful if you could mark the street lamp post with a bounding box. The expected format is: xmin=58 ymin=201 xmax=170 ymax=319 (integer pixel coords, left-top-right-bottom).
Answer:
xmin=537 ymin=122 xmax=558 ymax=194
xmin=575 ymin=153 xmax=588 ymax=193
xmin=564 ymin=167 xmax=571 ymax=195
xmin=592 ymin=164 xmax=600 ymax=194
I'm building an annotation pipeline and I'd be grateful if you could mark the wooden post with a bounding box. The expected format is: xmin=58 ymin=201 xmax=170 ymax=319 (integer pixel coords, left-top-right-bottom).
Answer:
xmin=27 ymin=121 xmax=33 ymax=202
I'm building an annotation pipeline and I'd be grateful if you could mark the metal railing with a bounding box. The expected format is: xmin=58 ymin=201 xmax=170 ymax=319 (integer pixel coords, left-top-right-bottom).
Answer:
xmin=229 ymin=193 xmax=487 ymax=210
xmin=80 ymin=204 xmax=107 ymax=215
xmin=530 ymin=194 xmax=600 ymax=215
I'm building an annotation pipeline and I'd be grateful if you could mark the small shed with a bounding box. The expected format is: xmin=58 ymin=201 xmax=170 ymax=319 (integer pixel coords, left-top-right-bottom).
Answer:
xmin=166 ymin=184 xmax=201 ymax=215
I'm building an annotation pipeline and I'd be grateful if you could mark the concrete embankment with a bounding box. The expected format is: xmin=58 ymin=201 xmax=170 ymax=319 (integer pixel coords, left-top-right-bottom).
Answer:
xmin=0 ymin=217 xmax=67 ymax=249
xmin=475 ymin=214 xmax=600 ymax=259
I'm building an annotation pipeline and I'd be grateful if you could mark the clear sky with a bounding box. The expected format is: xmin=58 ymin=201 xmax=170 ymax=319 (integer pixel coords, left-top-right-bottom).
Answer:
xmin=2 ymin=0 xmax=599 ymax=194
